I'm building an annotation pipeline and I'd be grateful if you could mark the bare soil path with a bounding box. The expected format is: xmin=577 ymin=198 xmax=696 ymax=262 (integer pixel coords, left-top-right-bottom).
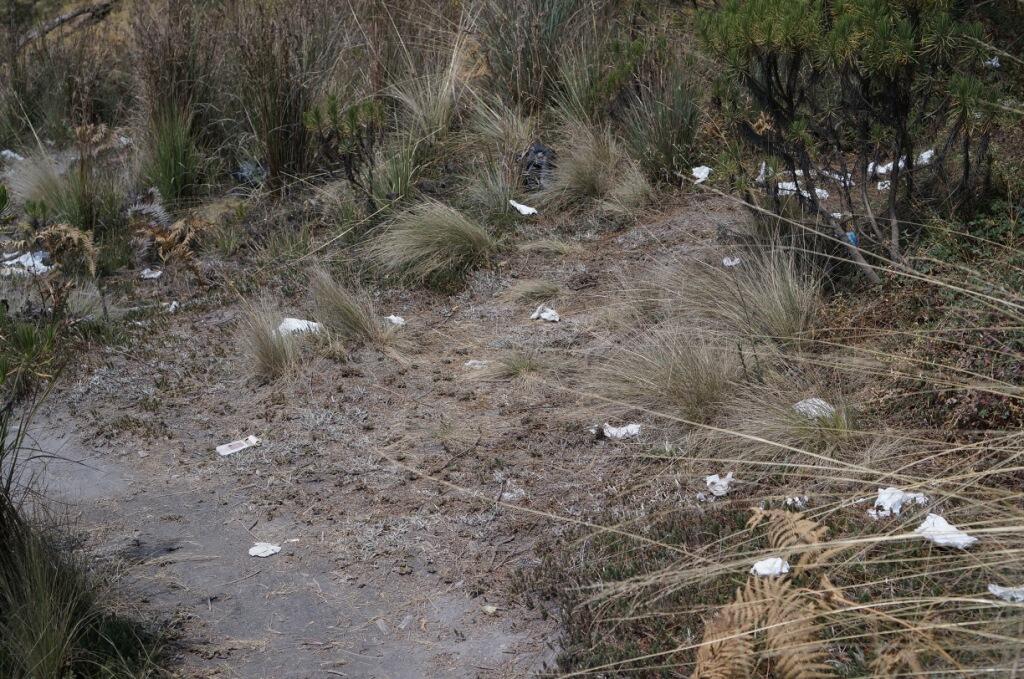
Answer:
xmin=30 ymin=196 xmax=747 ymax=677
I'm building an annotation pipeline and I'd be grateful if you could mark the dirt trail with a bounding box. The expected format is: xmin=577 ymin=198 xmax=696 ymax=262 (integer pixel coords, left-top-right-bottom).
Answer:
xmin=31 ymin=196 xmax=747 ymax=677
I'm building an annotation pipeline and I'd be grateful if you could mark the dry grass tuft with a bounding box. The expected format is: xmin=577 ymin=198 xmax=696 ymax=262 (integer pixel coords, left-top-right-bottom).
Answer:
xmin=310 ymin=269 xmax=391 ymax=347
xmin=475 ymin=351 xmax=548 ymax=382
xmin=537 ymin=123 xmax=650 ymax=212
xmin=593 ymin=326 xmax=741 ymax=424
xmin=367 ymin=199 xmax=498 ymax=286
xmin=519 ymin=238 xmax=583 ymax=257
xmin=502 ymin=279 xmax=561 ymax=304
xmin=241 ymin=304 xmax=299 ymax=380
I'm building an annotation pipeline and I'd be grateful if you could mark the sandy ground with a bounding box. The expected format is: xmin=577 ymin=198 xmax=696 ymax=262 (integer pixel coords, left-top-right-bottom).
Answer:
xmin=26 ymin=194 xmax=748 ymax=677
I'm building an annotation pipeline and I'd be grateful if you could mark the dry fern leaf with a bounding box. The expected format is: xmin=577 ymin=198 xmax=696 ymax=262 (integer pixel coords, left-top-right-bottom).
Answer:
xmin=753 ymin=579 xmax=832 ymax=679
xmin=749 ymin=509 xmax=828 ymax=570
xmin=692 ymin=601 xmax=757 ymax=679
xmin=36 ymin=223 xmax=98 ymax=276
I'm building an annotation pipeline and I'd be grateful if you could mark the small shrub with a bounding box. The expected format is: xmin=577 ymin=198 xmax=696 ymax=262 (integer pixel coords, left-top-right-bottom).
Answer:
xmin=241 ymin=306 xmax=299 ymax=380
xmin=594 ymin=326 xmax=739 ymax=424
xmin=310 ymin=269 xmax=390 ymax=346
xmin=367 ymin=200 xmax=498 ymax=287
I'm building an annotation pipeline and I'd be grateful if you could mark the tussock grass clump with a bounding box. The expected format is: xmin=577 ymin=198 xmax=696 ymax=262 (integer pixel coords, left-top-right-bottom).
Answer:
xmin=310 ymin=270 xmax=390 ymax=347
xmin=141 ymin=106 xmax=203 ymax=207
xmin=503 ymin=279 xmax=561 ymax=304
xmin=537 ymin=124 xmax=650 ymax=212
xmin=388 ymin=35 xmax=466 ymax=146
xmin=467 ymin=95 xmax=536 ymax=160
xmin=368 ymin=200 xmax=498 ymax=287
xmin=241 ymin=305 xmax=299 ymax=380
xmin=678 ymin=250 xmax=822 ymax=346
xmin=476 ymin=351 xmax=548 ymax=382
xmin=464 ymin=158 xmax=518 ymax=216
xmin=17 ymin=159 xmax=126 ymax=238
xmin=594 ymin=326 xmax=740 ymax=424
xmin=623 ymin=67 xmax=699 ymax=182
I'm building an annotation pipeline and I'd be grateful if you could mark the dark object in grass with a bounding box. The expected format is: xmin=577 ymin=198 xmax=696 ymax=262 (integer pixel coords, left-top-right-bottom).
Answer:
xmin=520 ymin=142 xmax=556 ymax=191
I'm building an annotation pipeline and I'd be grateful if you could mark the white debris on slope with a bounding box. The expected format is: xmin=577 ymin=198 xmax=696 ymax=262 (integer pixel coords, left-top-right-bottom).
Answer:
xmin=216 ymin=435 xmax=261 ymax=457
xmin=867 ymin=486 xmax=929 ymax=519
xmin=248 ymin=542 xmax=281 ymax=558
xmin=1 ymin=149 xmax=25 ymax=163
xmin=602 ymin=423 xmax=641 ymax=440
xmin=751 ymin=557 xmax=790 ymax=577
xmin=705 ymin=472 xmax=734 ymax=497
xmin=777 ymin=182 xmax=828 ymax=201
xmin=786 ymin=496 xmax=808 ymax=509
xmin=1 ymin=251 xmax=51 ymax=276
xmin=917 ymin=149 xmax=935 ymax=166
xmin=530 ymin=305 xmax=560 ymax=322
xmin=988 ymin=584 xmax=1024 ymax=603
xmin=692 ymin=166 xmax=712 ymax=184
xmin=385 ymin=315 xmax=406 ymax=327
xmin=277 ymin=318 xmax=322 ymax=335
xmin=877 ymin=180 xmax=891 ymax=191
xmin=464 ymin=360 xmax=489 ymax=369
xmin=509 ymin=199 xmax=538 ymax=216
xmin=985 ymin=55 xmax=1001 ymax=69
xmin=140 ymin=268 xmax=163 ymax=280
xmin=793 ymin=398 xmax=836 ymax=419
xmin=914 ymin=513 xmax=978 ymax=549
xmin=722 ymin=256 xmax=742 ymax=268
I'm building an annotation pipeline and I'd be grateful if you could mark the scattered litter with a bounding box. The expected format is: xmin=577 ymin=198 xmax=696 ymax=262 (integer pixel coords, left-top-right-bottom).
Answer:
xmin=1 ymin=149 xmax=25 ymax=163
xmin=814 ymin=187 xmax=829 ymax=200
xmin=1 ymin=251 xmax=51 ymax=276
xmin=831 ymin=212 xmax=844 ymax=220
xmin=464 ymin=360 xmax=489 ymax=369
xmin=277 ymin=318 xmax=322 ymax=335
xmin=777 ymin=181 xmax=802 ymax=197
xmin=877 ymin=180 xmax=891 ymax=191
xmin=793 ymin=398 xmax=836 ymax=419
xmin=786 ymin=496 xmax=808 ymax=509
xmin=751 ymin=557 xmax=790 ymax=577
xmin=722 ymin=256 xmax=742 ymax=268
xmin=248 ymin=542 xmax=281 ymax=558
xmin=867 ymin=487 xmax=928 ymax=519
xmin=846 ymin=231 xmax=859 ymax=247
xmin=756 ymin=161 xmax=767 ymax=184
xmin=530 ymin=305 xmax=560 ymax=322
xmin=164 ymin=301 xmax=179 ymax=313
xmin=385 ymin=315 xmax=406 ymax=327
xmin=914 ymin=513 xmax=978 ymax=549
xmin=509 ymin=199 xmax=538 ymax=216
xmin=917 ymin=149 xmax=935 ymax=166
xmin=988 ymin=584 xmax=1024 ymax=603
xmin=985 ymin=55 xmax=1001 ymax=69
xmin=705 ymin=472 xmax=734 ymax=497
xmin=820 ymin=170 xmax=854 ymax=186
xmin=602 ymin=423 xmax=641 ymax=440
xmin=481 ymin=604 xmax=498 ymax=616
xmin=216 ymin=435 xmax=261 ymax=457
xmin=691 ymin=166 xmax=712 ymax=184
xmin=140 ymin=268 xmax=163 ymax=280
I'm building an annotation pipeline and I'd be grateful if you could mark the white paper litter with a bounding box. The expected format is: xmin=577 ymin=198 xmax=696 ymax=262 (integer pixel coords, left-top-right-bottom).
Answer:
xmin=914 ymin=513 xmax=978 ymax=549
xmin=385 ymin=315 xmax=406 ymax=327
xmin=248 ymin=542 xmax=281 ymax=558
xmin=216 ymin=435 xmax=261 ymax=457
xmin=820 ymin=170 xmax=854 ymax=186
xmin=705 ymin=472 xmax=734 ymax=497
xmin=777 ymin=181 xmax=802 ymax=196
xmin=481 ymin=604 xmax=498 ymax=616
xmin=722 ymin=256 xmax=742 ymax=268
xmin=165 ymin=301 xmax=179 ymax=313
xmin=509 ymin=199 xmax=538 ymax=216
xmin=1 ymin=149 xmax=25 ymax=163
xmin=1 ymin=251 xmax=51 ymax=276
xmin=985 ymin=55 xmax=1001 ymax=69
xmin=988 ymin=584 xmax=1024 ymax=603
xmin=786 ymin=496 xmax=808 ymax=509
xmin=751 ymin=557 xmax=790 ymax=577
xmin=530 ymin=305 xmax=560 ymax=322
xmin=917 ymin=149 xmax=935 ymax=166
xmin=140 ymin=268 xmax=163 ymax=280
xmin=867 ymin=486 xmax=929 ymax=519
xmin=877 ymin=180 xmax=891 ymax=191
xmin=814 ymin=187 xmax=830 ymax=200
xmin=277 ymin=317 xmax=322 ymax=335
xmin=793 ymin=398 xmax=836 ymax=419
xmin=756 ymin=161 xmax=767 ymax=184
xmin=691 ymin=166 xmax=712 ymax=184
xmin=464 ymin=360 xmax=489 ymax=369
xmin=602 ymin=423 xmax=641 ymax=440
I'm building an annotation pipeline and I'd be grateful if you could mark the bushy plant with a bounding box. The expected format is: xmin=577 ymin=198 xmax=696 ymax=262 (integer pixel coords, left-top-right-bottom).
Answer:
xmin=701 ymin=0 xmax=994 ymax=268
xmin=623 ymin=62 xmax=700 ymax=183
